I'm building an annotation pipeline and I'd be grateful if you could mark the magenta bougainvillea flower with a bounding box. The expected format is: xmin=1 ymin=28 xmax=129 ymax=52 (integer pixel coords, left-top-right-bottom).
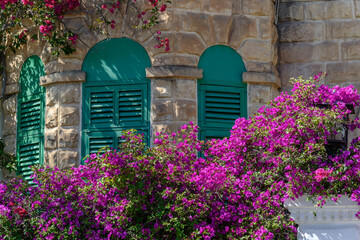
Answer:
xmin=1 ymin=73 xmax=360 ymax=239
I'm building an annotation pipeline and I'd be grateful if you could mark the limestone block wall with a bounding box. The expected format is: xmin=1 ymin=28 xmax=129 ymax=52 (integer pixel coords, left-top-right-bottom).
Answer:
xmin=278 ymin=0 xmax=360 ymax=92
xmin=1 ymin=0 xmax=280 ymax=170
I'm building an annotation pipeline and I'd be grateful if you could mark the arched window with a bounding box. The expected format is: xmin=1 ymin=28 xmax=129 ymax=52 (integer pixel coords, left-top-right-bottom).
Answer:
xmin=198 ymin=45 xmax=247 ymax=140
xmin=81 ymin=38 xmax=151 ymax=158
xmin=17 ymin=56 xmax=45 ymax=183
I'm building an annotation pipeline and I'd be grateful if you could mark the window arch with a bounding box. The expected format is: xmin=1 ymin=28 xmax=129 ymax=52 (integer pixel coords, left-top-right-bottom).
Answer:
xmin=17 ymin=55 xmax=45 ymax=183
xmin=81 ymin=38 xmax=151 ymax=159
xmin=198 ymin=45 xmax=247 ymax=140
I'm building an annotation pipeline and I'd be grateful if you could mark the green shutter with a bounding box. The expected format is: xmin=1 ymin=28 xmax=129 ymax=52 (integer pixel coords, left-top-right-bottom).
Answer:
xmin=198 ymin=45 xmax=247 ymax=140
xmin=17 ymin=56 xmax=45 ymax=183
xmin=81 ymin=38 xmax=151 ymax=160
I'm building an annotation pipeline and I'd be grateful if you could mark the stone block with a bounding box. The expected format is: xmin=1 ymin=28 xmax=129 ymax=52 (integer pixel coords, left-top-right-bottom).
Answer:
xmin=227 ymin=16 xmax=257 ymax=48
xmin=259 ymin=19 xmax=275 ymax=40
xmin=174 ymin=100 xmax=196 ymax=122
xmin=170 ymin=54 xmax=199 ymax=67
xmin=59 ymin=106 xmax=80 ymax=126
xmin=341 ymin=41 xmax=360 ymax=60
xmin=153 ymin=80 xmax=172 ymax=98
xmin=356 ymin=1 xmax=360 ymax=18
xmin=305 ymin=2 xmax=326 ymax=20
xmin=248 ymin=105 xmax=263 ymax=117
xmin=26 ymin=36 xmax=45 ymax=57
xmin=326 ymin=1 xmax=352 ymax=19
xmin=249 ymin=85 xmax=272 ymax=104
xmin=3 ymin=135 xmax=15 ymax=155
xmin=183 ymin=12 xmax=213 ymax=45
xmin=58 ymin=150 xmax=79 ymax=169
xmin=175 ymin=0 xmax=202 ymax=11
xmin=59 ymin=129 xmax=79 ymax=148
xmin=206 ymin=0 xmax=232 ymax=14
xmin=279 ymin=3 xmax=304 ymax=21
xmin=245 ymin=62 xmax=275 ymax=73
xmin=239 ymin=40 xmax=274 ymax=62
xmin=146 ymin=66 xmax=203 ymax=79
xmin=45 ymin=129 xmax=57 ymax=150
xmin=46 ymin=107 xmax=58 ymax=128
xmin=243 ymin=0 xmax=274 ymax=16
xmin=44 ymin=150 xmax=57 ymax=168
xmin=3 ymin=113 xmax=16 ymax=137
xmin=243 ymin=72 xmax=281 ymax=87
xmin=60 ymin=84 xmax=80 ymax=104
xmin=1 ymin=168 xmax=15 ymax=181
xmin=5 ymin=83 xmax=19 ymax=95
xmin=2 ymin=118 xmax=12 ymax=139
xmin=175 ymin=32 xmax=206 ymax=56
xmin=3 ymin=96 xmax=16 ymax=115
xmin=232 ymin=0 xmax=242 ymax=15
xmin=326 ymin=63 xmax=360 ymax=83
xmin=279 ymin=22 xmax=324 ymax=43
xmin=7 ymin=71 xmax=19 ymax=84
xmin=5 ymin=53 xmax=25 ymax=73
xmin=62 ymin=17 xmax=86 ymax=32
xmin=280 ymin=42 xmax=339 ymax=64
xmin=152 ymin=124 xmax=175 ymax=135
xmin=152 ymin=100 xmax=173 ymax=121
xmin=326 ymin=21 xmax=360 ymax=40
xmin=279 ymin=63 xmax=326 ymax=87
xmin=40 ymin=70 xmax=86 ymax=86
xmin=46 ymin=86 xmax=58 ymax=107
xmin=45 ymin=59 xmax=82 ymax=75
xmin=175 ymin=80 xmax=196 ymax=100
xmin=211 ymin=15 xmax=231 ymax=44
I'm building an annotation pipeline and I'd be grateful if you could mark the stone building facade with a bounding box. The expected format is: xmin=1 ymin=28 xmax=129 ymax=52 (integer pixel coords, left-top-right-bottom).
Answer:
xmin=2 ymin=0 xmax=360 ymax=178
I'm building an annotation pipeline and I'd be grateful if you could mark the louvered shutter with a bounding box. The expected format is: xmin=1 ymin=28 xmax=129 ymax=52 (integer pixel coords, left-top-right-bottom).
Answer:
xmin=81 ymin=38 xmax=151 ymax=160
xmin=198 ymin=45 xmax=247 ymax=141
xmin=17 ymin=56 xmax=45 ymax=184
xmin=17 ymin=95 xmax=44 ymax=184
xmin=118 ymin=84 xmax=148 ymax=128
xmin=82 ymin=84 xmax=150 ymax=157
xmin=17 ymin=137 xmax=42 ymax=184
xmin=199 ymin=85 xmax=246 ymax=140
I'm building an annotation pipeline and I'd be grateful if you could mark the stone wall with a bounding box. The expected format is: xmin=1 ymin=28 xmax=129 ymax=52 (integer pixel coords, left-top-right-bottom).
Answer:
xmin=1 ymin=0 xmax=280 ymax=169
xmin=278 ymin=0 xmax=360 ymax=92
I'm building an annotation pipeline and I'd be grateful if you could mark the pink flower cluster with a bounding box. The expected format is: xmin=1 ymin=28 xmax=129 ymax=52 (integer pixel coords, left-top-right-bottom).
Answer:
xmin=314 ymin=168 xmax=333 ymax=182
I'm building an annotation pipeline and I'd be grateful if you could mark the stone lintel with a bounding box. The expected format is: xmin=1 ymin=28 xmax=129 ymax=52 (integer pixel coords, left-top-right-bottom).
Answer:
xmin=243 ymin=72 xmax=281 ymax=88
xmin=146 ymin=66 xmax=203 ymax=80
xmin=40 ymin=70 xmax=86 ymax=87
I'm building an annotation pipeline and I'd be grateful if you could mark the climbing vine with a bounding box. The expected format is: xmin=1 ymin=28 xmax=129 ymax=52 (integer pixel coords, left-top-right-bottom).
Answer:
xmin=0 ymin=0 xmax=171 ymax=56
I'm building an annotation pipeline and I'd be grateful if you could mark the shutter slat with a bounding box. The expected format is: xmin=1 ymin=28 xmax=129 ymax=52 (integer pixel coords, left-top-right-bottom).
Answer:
xmin=206 ymin=107 xmax=240 ymax=114
xmin=19 ymin=98 xmax=42 ymax=132
xmin=204 ymin=89 xmax=241 ymax=124
xmin=18 ymin=141 xmax=40 ymax=183
xmin=206 ymin=97 xmax=240 ymax=104
xmin=119 ymin=90 xmax=143 ymax=124
xmin=205 ymin=91 xmax=240 ymax=98
xmin=89 ymin=137 xmax=114 ymax=153
xmin=90 ymin=91 xmax=114 ymax=124
xmin=206 ymin=103 xmax=240 ymax=109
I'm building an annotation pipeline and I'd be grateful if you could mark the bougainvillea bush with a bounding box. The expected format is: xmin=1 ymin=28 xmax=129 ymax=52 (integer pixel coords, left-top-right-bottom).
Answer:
xmin=1 ymin=73 xmax=360 ymax=239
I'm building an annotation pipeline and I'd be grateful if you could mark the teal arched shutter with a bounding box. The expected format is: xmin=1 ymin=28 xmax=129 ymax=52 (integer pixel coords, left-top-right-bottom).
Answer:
xmin=81 ymin=38 xmax=151 ymax=159
xmin=198 ymin=45 xmax=247 ymax=140
xmin=17 ymin=56 xmax=45 ymax=183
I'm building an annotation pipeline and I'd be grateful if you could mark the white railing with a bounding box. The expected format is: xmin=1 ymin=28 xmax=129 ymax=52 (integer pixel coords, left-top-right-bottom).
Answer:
xmin=285 ymin=196 xmax=360 ymax=240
